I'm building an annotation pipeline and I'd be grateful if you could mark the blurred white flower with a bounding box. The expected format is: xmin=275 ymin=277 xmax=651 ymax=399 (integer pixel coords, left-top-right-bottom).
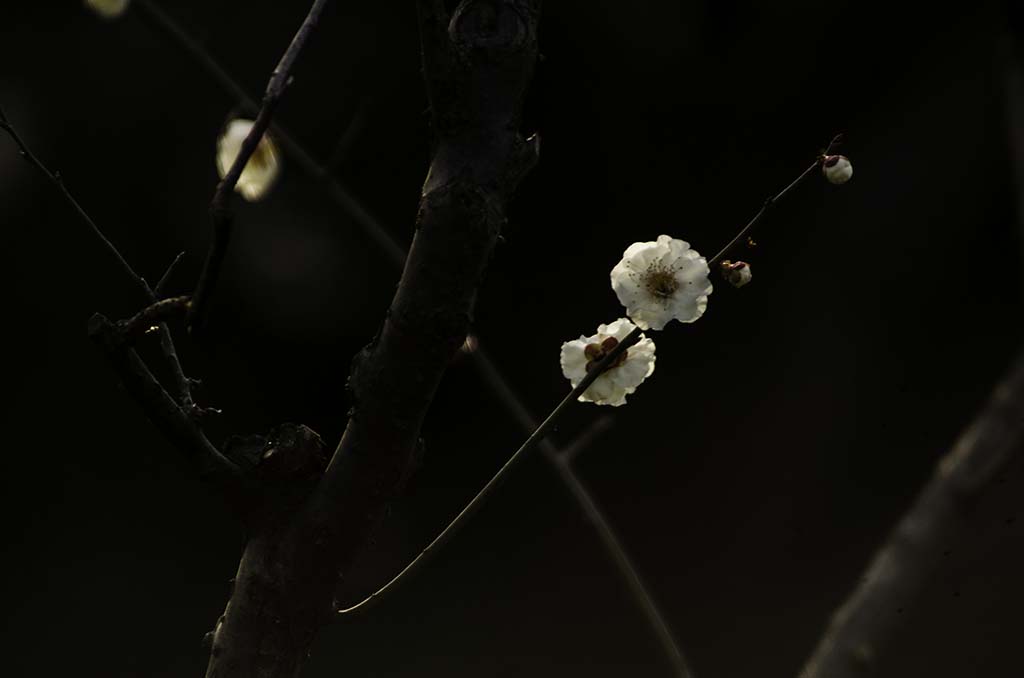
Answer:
xmin=560 ymin=318 xmax=656 ymax=407
xmin=721 ymin=260 xmax=752 ymax=288
xmin=85 ymin=0 xmax=129 ymax=19
xmin=610 ymin=235 xmax=712 ymax=330
xmin=822 ymin=155 xmax=853 ymax=184
xmin=216 ymin=119 xmax=281 ymax=201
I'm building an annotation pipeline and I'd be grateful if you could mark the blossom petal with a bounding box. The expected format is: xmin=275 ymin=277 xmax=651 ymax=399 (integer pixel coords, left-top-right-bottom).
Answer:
xmin=560 ymin=319 xmax=656 ymax=406
xmin=559 ymin=338 xmax=589 ymax=385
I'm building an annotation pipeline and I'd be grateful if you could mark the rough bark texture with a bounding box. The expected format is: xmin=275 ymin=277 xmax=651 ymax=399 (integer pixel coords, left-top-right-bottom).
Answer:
xmin=204 ymin=2 xmax=541 ymax=676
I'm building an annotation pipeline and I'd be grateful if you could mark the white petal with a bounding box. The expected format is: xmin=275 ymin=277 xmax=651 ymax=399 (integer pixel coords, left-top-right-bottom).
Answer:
xmin=597 ymin=318 xmax=637 ymax=341
xmin=579 ymin=375 xmax=621 ymax=406
xmin=610 ymin=234 xmax=713 ymax=331
xmin=559 ymin=338 xmax=589 ymax=385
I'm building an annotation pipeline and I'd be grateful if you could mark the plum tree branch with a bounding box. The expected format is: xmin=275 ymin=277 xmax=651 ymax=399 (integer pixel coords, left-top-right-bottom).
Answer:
xmin=797 ymin=350 xmax=1024 ymax=678
xmin=188 ymin=0 xmax=332 ymax=334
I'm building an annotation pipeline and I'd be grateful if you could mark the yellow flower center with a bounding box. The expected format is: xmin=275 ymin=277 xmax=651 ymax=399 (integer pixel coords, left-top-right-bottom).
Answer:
xmin=642 ymin=266 xmax=679 ymax=299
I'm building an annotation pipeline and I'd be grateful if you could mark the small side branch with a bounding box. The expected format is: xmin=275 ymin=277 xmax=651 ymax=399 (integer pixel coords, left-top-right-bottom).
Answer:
xmin=88 ymin=313 xmax=244 ymax=489
xmin=1 ymin=106 xmax=199 ymax=411
xmin=111 ymin=296 xmax=191 ymax=345
xmin=188 ymin=0 xmax=331 ymax=333
xmin=797 ymin=351 xmax=1024 ymax=678
xmin=0 ymin=106 xmax=149 ymax=303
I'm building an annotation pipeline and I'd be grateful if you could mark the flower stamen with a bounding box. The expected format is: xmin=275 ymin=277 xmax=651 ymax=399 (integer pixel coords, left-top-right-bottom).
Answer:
xmin=643 ymin=266 xmax=679 ymax=300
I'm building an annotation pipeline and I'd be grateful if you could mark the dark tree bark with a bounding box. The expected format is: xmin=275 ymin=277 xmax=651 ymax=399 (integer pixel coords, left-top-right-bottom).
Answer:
xmin=204 ymin=2 xmax=541 ymax=676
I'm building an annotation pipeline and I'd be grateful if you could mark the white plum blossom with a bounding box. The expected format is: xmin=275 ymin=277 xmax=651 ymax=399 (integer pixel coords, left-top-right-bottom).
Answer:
xmin=216 ymin=119 xmax=281 ymax=201
xmin=85 ymin=0 xmax=129 ymax=18
xmin=610 ymin=235 xmax=712 ymax=330
xmin=560 ymin=318 xmax=656 ymax=407
xmin=822 ymin=155 xmax=853 ymax=184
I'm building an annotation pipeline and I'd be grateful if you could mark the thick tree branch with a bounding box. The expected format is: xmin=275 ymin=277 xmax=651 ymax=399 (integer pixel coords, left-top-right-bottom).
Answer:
xmin=798 ymin=351 xmax=1024 ymax=678
xmin=203 ymin=3 xmax=543 ymax=676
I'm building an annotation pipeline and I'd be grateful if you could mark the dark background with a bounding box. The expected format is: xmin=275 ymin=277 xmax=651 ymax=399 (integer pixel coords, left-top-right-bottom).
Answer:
xmin=2 ymin=1 xmax=1023 ymax=676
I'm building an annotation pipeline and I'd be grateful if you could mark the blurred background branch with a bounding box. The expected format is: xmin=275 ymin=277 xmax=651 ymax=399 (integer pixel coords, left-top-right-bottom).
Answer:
xmin=798 ymin=350 xmax=1024 ymax=678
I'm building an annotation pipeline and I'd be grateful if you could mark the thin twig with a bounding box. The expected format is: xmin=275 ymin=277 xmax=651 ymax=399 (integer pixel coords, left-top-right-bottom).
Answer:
xmin=188 ymin=0 xmax=332 ymax=334
xmin=2 ymin=107 xmax=208 ymax=448
xmin=154 ymin=250 xmax=186 ymax=298
xmin=0 ymin=106 xmax=149 ymax=302
xmin=797 ymin=351 xmax=1024 ymax=678
xmin=708 ymin=135 xmax=839 ymax=266
xmin=112 ymin=296 xmax=191 ymax=345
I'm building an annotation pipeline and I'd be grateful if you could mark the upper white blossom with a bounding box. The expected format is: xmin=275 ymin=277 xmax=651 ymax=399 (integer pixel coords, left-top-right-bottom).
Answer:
xmin=216 ymin=119 xmax=281 ymax=202
xmin=560 ymin=318 xmax=656 ymax=407
xmin=610 ymin=235 xmax=712 ymax=330
xmin=822 ymin=155 xmax=853 ymax=184
xmin=85 ymin=0 xmax=129 ymax=18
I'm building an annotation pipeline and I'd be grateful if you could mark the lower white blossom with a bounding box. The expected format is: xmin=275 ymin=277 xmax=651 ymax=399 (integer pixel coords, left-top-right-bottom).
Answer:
xmin=216 ymin=119 xmax=281 ymax=202
xmin=86 ymin=0 xmax=129 ymax=18
xmin=560 ymin=318 xmax=656 ymax=407
xmin=610 ymin=235 xmax=712 ymax=330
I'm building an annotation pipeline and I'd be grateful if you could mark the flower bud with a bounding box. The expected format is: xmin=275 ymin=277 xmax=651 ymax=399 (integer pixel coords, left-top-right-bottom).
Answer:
xmin=720 ymin=260 xmax=752 ymax=288
xmin=822 ymin=155 xmax=853 ymax=184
